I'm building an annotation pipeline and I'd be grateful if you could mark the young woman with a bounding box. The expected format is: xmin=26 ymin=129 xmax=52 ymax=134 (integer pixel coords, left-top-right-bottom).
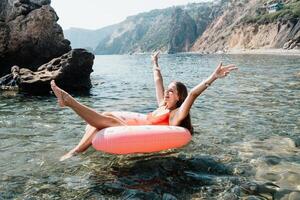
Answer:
xmin=51 ymin=52 xmax=237 ymax=161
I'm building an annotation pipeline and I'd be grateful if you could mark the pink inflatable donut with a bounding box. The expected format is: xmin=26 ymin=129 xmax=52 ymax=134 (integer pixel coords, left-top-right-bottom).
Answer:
xmin=92 ymin=112 xmax=192 ymax=154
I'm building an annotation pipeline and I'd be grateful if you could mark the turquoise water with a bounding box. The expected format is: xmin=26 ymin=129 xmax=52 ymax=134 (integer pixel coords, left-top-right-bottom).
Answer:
xmin=0 ymin=54 xmax=299 ymax=199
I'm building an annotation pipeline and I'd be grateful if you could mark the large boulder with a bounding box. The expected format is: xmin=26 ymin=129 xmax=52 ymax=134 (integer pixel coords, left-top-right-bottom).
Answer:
xmin=0 ymin=0 xmax=71 ymax=76
xmin=16 ymin=49 xmax=94 ymax=95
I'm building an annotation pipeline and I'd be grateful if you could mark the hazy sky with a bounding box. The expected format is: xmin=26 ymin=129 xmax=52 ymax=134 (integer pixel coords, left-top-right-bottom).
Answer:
xmin=51 ymin=0 xmax=210 ymax=30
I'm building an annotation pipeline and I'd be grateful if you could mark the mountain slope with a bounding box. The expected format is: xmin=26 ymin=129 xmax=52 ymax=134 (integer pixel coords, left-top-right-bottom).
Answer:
xmin=64 ymin=25 xmax=116 ymax=50
xmin=65 ymin=0 xmax=299 ymax=55
xmin=93 ymin=2 xmax=221 ymax=54
xmin=191 ymin=0 xmax=300 ymax=53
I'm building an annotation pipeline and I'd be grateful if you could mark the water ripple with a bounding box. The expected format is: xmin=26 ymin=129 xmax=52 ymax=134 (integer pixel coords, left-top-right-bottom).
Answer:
xmin=0 ymin=54 xmax=299 ymax=199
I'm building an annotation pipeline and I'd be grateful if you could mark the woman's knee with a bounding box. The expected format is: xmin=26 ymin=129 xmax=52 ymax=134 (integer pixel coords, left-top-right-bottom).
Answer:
xmin=102 ymin=112 xmax=113 ymax=117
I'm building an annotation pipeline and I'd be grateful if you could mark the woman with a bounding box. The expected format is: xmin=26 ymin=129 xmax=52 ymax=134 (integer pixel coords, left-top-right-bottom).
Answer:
xmin=51 ymin=52 xmax=237 ymax=161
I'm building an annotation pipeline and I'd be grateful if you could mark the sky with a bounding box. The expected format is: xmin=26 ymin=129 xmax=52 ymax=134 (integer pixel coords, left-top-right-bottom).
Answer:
xmin=51 ymin=0 xmax=210 ymax=30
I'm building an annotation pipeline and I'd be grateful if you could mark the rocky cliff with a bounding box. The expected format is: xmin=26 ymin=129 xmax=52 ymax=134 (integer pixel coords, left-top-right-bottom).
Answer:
xmin=0 ymin=0 xmax=71 ymax=76
xmin=65 ymin=0 xmax=299 ymax=55
xmin=93 ymin=2 xmax=221 ymax=54
xmin=94 ymin=8 xmax=174 ymax=54
xmin=191 ymin=0 xmax=300 ymax=53
xmin=168 ymin=8 xmax=197 ymax=53
xmin=64 ymin=25 xmax=117 ymax=51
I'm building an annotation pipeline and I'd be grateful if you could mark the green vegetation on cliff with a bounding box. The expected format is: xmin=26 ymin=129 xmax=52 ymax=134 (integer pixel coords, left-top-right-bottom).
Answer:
xmin=65 ymin=0 xmax=299 ymax=54
xmin=93 ymin=2 xmax=221 ymax=54
xmin=243 ymin=0 xmax=300 ymax=24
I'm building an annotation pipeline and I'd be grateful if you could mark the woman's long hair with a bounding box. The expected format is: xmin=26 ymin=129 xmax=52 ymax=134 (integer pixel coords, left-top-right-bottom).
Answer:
xmin=174 ymin=81 xmax=194 ymax=135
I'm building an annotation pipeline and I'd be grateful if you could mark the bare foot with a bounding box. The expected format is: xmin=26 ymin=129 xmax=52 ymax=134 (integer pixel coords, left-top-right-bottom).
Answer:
xmin=50 ymin=80 xmax=69 ymax=107
xmin=59 ymin=149 xmax=78 ymax=161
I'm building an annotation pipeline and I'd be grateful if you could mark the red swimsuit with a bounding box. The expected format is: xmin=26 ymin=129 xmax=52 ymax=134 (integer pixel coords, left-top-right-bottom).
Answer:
xmin=123 ymin=111 xmax=170 ymax=126
xmin=146 ymin=111 xmax=170 ymax=125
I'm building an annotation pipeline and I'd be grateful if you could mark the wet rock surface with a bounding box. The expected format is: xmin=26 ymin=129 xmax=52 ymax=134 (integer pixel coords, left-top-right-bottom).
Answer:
xmin=0 ymin=65 xmax=20 ymax=89
xmin=1 ymin=151 xmax=297 ymax=199
xmin=0 ymin=49 xmax=94 ymax=95
xmin=85 ymin=155 xmax=253 ymax=199
xmin=0 ymin=0 xmax=71 ymax=76
xmin=293 ymin=137 xmax=300 ymax=148
xmin=233 ymin=136 xmax=300 ymax=200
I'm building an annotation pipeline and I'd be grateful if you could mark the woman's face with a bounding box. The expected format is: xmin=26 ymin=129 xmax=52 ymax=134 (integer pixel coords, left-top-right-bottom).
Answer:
xmin=164 ymin=82 xmax=179 ymax=109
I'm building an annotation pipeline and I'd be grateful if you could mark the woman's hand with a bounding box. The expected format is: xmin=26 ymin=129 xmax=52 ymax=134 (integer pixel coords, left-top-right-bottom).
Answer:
xmin=212 ymin=62 xmax=238 ymax=79
xmin=151 ymin=51 xmax=164 ymax=105
xmin=151 ymin=51 xmax=160 ymax=66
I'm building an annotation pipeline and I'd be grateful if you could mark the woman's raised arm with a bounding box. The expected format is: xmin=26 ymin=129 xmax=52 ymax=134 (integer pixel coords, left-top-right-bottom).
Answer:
xmin=151 ymin=52 xmax=165 ymax=106
xmin=171 ymin=63 xmax=238 ymax=126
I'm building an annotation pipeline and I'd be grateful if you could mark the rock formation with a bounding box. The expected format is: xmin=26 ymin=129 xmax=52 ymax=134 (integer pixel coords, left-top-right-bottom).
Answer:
xmin=0 ymin=65 xmax=20 ymax=90
xmin=80 ymin=0 xmax=299 ymax=54
xmin=191 ymin=0 xmax=300 ymax=53
xmin=168 ymin=8 xmax=197 ymax=54
xmin=94 ymin=9 xmax=173 ymax=54
xmin=64 ymin=25 xmax=117 ymax=51
xmin=0 ymin=49 xmax=94 ymax=95
xmin=0 ymin=0 xmax=71 ymax=76
xmin=93 ymin=3 xmax=217 ymax=54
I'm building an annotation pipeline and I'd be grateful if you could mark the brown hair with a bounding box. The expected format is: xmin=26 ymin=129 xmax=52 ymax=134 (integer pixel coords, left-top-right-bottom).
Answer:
xmin=173 ymin=81 xmax=194 ymax=135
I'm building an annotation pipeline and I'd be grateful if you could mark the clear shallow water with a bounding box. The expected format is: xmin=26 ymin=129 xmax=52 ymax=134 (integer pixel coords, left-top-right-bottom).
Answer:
xmin=0 ymin=54 xmax=299 ymax=199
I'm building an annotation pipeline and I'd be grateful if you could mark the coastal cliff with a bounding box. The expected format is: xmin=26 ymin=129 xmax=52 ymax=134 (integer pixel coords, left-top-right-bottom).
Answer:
xmin=67 ymin=0 xmax=300 ymax=55
xmin=94 ymin=8 xmax=175 ymax=54
xmin=191 ymin=0 xmax=300 ymax=53
xmin=92 ymin=2 xmax=221 ymax=54
xmin=64 ymin=25 xmax=117 ymax=51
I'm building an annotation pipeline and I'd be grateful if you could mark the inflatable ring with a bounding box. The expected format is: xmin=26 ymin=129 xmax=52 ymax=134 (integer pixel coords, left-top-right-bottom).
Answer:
xmin=92 ymin=112 xmax=192 ymax=154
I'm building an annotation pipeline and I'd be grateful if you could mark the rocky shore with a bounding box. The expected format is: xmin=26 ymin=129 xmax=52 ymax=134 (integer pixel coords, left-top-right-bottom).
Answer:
xmin=0 ymin=49 xmax=94 ymax=95
xmin=0 ymin=0 xmax=94 ymax=94
xmin=224 ymin=48 xmax=300 ymax=56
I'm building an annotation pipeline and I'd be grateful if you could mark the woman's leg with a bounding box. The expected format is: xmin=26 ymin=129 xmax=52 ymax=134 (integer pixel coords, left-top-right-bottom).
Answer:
xmin=50 ymin=80 xmax=126 ymax=160
xmin=60 ymin=112 xmax=122 ymax=161
xmin=60 ymin=125 xmax=99 ymax=161
xmin=50 ymin=80 xmax=126 ymax=129
xmin=75 ymin=125 xmax=99 ymax=152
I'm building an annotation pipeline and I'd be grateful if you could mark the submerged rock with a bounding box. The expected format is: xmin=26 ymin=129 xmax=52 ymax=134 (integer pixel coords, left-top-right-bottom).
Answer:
xmin=240 ymin=181 xmax=279 ymax=198
xmin=293 ymin=137 xmax=300 ymax=148
xmin=0 ymin=0 xmax=71 ymax=76
xmin=0 ymin=49 xmax=94 ymax=95
xmin=162 ymin=193 xmax=178 ymax=200
xmin=89 ymin=155 xmax=239 ymax=199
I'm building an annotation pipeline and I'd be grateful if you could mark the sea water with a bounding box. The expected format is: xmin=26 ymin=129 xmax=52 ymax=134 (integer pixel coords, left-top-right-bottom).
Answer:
xmin=0 ymin=54 xmax=299 ymax=199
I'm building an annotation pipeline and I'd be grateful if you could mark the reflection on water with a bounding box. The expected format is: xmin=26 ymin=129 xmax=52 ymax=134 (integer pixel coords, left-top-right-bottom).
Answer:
xmin=0 ymin=54 xmax=299 ymax=199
